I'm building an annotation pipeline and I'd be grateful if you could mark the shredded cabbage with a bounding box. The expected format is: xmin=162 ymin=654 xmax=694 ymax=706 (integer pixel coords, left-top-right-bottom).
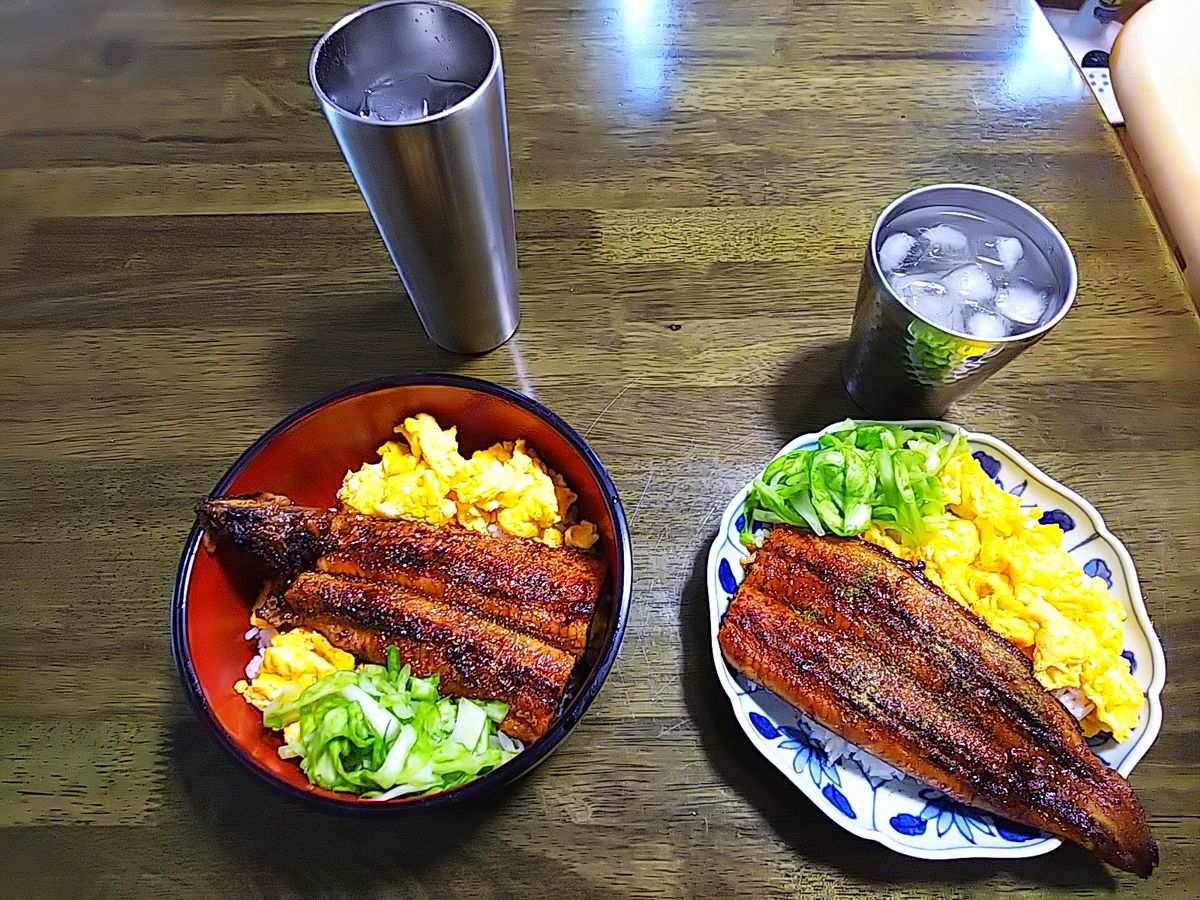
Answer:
xmin=263 ymin=646 xmax=519 ymax=797
xmin=742 ymin=420 xmax=966 ymax=546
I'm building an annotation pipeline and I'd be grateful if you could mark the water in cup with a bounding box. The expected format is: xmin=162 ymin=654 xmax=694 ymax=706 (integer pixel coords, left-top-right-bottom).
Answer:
xmin=878 ymin=205 xmax=1063 ymax=338
xmin=357 ymin=71 xmax=477 ymax=122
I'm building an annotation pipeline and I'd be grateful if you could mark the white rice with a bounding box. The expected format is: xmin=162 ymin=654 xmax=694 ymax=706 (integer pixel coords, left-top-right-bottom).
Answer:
xmin=244 ymin=653 xmax=263 ymax=680
xmin=242 ymin=626 xmax=278 ymax=680
xmin=1053 ymin=686 xmax=1095 ymax=722
xmin=805 ymin=717 xmax=905 ymax=781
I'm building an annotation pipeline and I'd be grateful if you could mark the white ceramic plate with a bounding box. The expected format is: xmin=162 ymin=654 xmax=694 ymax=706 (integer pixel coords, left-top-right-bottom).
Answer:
xmin=707 ymin=421 xmax=1165 ymax=861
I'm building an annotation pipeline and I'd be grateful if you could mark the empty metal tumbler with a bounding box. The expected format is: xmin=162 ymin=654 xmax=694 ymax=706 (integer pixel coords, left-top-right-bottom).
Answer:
xmin=843 ymin=184 xmax=1077 ymax=418
xmin=311 ymin=1 xmax=519 ymax=353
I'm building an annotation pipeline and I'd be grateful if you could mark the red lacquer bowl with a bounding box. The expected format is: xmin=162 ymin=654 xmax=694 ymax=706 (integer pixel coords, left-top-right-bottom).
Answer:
xmin=171 ymin=374 xmax=632 ymax=813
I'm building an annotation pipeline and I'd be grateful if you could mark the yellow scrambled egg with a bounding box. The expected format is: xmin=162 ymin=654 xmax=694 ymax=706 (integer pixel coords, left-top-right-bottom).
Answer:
xmin=235 ymin=628 xmax=355 ymax=715
xmin=338 ymin=413 xmax=598 ymax=550
xmin=863 ymin=453 xmax=1143 ymax=740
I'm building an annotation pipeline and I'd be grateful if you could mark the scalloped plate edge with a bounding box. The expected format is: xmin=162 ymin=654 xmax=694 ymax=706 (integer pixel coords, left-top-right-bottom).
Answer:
xmin=705 ymin=419 xmax=1165 ymax=861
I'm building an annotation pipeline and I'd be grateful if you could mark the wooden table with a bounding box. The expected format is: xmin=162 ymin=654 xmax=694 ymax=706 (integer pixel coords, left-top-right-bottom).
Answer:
xmin=1 ymin=1 xmax=1196 ymax=896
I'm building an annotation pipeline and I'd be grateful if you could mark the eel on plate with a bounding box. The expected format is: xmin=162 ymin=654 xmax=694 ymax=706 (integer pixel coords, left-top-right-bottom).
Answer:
xmin=717 ymin=525 xmax=1157 ymax=876
xmin=256 ymin=572 xmax=576 ymax=743
xmin=197 ymin=493 xmax=609 ymax=742
xmin=197 ymin=493 xmax=605 ymax=655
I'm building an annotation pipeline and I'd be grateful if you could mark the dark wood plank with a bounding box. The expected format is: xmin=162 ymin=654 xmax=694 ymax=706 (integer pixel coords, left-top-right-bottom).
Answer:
xmin=1 ymin=0 xmax=1197 ymax=896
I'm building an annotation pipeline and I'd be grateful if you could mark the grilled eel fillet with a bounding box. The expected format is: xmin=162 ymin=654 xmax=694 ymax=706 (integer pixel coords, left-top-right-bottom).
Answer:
xmin=255 ymin=572 xmax=575 ymax=743
xmin=717 ymin=526 xmax=1157 ymax=876
xmin=196 ymin=493 xmax=605 ymax=655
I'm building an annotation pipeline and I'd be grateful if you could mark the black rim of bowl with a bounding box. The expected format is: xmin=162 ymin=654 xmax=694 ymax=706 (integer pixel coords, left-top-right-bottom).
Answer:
xmin=170 ymin=373 xmax=633 ymax=814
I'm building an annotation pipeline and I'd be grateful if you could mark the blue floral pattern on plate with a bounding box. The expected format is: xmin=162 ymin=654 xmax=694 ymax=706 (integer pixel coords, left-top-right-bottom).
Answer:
xmin=707 ymin=421 xmax=1165 ymax=862
xmin=1039 ymin=508 xmax=1076 ymax=532
xmin=750 ymin=714 xmax=856 ymax=819
xmin=889 ymin=789 xmax=1039 ymax=844
xmin=717 ymin=558 xmax=738 ymax=595
xmin=1084 ymin=558 xmax=1114 ymax=588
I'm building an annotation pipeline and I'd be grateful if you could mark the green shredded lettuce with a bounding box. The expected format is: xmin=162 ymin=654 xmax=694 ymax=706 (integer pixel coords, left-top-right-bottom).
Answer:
xmin=741 ymin=420 xmax=966 ymax=546
xmin=263 ymin=646 xmax=518 ymax=797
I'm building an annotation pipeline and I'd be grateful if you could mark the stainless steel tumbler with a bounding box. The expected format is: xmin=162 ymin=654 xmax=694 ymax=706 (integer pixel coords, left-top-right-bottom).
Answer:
xmin=842 ymin=184 xmax=1077 ymax=417
xmin=311 ymin=1 xmax=519 ymax=354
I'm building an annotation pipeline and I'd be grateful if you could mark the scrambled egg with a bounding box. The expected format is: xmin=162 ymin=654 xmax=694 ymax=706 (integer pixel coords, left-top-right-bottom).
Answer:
xmin=863 ymin=453 xmax=1143 ymax=740
xmin=338 ymin=413 xmax=598 ymax=550
xmin=235 ymin=628 xmax=355 ymax=715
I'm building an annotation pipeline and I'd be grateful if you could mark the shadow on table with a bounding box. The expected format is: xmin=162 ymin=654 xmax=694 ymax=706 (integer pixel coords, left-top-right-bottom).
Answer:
xmin=769 ymin=338 xmax=863 ymax=442
xmin=268 ymin=290 xmax=466 ymax=410
xmin=166 ymin=715 xmax=594 ymax=896
xmin=677 ymin=537 xmax=1116 ymax=891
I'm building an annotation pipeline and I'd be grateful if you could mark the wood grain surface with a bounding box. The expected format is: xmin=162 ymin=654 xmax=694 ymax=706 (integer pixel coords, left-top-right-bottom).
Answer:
xmin=1 ymin=0 xmax=1197 ymax=896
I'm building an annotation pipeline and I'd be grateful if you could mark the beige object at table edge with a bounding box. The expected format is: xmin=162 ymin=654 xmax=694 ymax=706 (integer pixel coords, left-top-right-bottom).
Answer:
xmin=1111 ymin=0 xmax=1200 ymax=299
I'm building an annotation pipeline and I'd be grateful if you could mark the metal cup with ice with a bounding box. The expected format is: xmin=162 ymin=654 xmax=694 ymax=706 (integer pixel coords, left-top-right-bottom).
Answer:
xmin=843 ymin=184 xmax=1077 ymax=417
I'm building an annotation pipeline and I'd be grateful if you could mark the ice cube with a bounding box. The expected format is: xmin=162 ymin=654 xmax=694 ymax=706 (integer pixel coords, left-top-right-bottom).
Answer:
xmin=996 ymin=236 xmax=1024 ymax=271
xmin=893 ymin=278 xmax=963 ymax=331
xmin=965 ymin=311 xmax=1009 ymax=340
xmin=889 ymin=272 xmax=932 ymax=294
xmin=921 ymin=224 xmax=969 ymax=257
xmin=890 ymin=274 xmax=944 ymax=300
xmin=942 ymin=264 xmax=997 ymax=303
xmin=910 ymin=290 xmax=964 ymax=332
xmin=879 ymin=232 xmax=918 ymax=272
xmin=996 ymin=282 xmax=1049 ymax=325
